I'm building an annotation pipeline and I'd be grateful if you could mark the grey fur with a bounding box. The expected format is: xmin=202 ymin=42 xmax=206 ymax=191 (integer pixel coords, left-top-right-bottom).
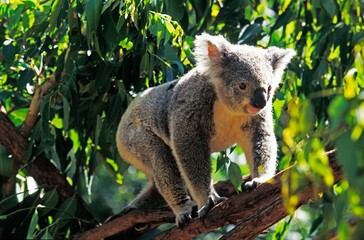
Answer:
xmin=116 ymin=33 xmax=295 ymax=227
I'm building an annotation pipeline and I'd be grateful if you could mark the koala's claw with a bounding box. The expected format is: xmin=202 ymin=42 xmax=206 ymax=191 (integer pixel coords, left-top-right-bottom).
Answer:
xmin=198 ymin=203 xmax=211 ymax=220
xmin=176 ymin=212 xmax=192 ymax=229
xmin=244 ymin=179 xmax=258 ymax=192
xmin=198 ymin=196 xmax=227 ymax=219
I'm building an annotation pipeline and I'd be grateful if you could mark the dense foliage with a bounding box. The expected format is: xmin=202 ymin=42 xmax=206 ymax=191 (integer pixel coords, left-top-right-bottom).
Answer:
xmin=0 ymin=0 xmax=363 ymax=239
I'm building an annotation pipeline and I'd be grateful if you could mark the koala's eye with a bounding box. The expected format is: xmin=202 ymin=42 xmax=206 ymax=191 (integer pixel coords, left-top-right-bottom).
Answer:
xmin=239 ymin=82 xmax=247 ymax=91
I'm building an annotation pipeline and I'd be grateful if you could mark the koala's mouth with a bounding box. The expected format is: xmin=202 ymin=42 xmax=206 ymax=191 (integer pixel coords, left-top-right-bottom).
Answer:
xmin=246 ymin=104 xmax=262 ymax=114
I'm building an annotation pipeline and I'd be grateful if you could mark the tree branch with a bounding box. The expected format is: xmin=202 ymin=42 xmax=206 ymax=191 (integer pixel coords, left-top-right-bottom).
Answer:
xmin=0 ymin=111 xmax=98 ymax=229
xmin=75 ymin=153 xmax=343 ymax=240
xmin=20 ymin=73 xmax=57 ymax=137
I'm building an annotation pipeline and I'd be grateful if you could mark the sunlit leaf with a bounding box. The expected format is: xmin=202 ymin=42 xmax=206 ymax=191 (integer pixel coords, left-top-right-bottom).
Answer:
xmin=343 ymin=68 xmax=358 ymax=99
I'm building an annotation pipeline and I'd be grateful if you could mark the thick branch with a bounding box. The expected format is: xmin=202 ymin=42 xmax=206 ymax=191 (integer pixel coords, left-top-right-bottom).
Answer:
xmin=0 ymin=112 xmax=28 ymax=162
xmin=1 ymin=75 xmax=56 ymax=196
xmin=0 ymin=111 xmax=98 ymax=228
xmin=0 ymin=112 xmax=67 ymax=188
xmin=154 ymin=154 xmax=342 ymax=240
xmin=75 ymin=209 xmax=175 ymax=240
xmin=75 ymin=154 xmax=342 ymax=239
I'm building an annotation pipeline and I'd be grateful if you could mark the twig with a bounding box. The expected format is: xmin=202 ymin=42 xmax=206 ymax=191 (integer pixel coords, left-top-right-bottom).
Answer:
xmin=20 ymin=73 xmax=57 ymax=137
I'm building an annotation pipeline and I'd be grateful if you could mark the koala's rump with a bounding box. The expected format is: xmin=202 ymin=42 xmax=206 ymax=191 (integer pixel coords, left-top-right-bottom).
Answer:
xmin=115 ymin=80 xmax=178 ymax=174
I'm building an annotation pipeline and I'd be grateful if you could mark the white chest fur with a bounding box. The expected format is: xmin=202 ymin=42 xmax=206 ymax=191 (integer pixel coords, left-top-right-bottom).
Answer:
xmin=209 ymin=101 xmax=252 ymax=153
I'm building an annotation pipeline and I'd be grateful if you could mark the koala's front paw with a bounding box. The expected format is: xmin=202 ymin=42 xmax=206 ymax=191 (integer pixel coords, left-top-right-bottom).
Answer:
xmin=198 ymin=195 xmax=227 ymax=219
xmin=243 ymin=179 xmax=258 ymax=192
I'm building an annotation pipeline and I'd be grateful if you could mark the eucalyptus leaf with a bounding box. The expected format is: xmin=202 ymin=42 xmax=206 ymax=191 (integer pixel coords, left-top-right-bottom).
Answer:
xmin=228 ymin=162 xmax=242 ymax=191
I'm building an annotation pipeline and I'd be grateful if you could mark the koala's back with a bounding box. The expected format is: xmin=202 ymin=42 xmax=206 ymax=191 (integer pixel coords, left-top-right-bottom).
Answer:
xmin=116 ymin=69 xmax=217 ymax=174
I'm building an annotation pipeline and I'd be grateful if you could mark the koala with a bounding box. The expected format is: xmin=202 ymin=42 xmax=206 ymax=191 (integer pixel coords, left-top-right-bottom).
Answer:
xmin=116 ymin=33 xmax=295 ymax=228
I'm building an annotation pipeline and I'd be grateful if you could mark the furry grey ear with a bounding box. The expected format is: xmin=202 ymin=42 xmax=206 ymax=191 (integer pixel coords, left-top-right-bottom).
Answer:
xmin=194 ymin=33 xmax=231 ymax=74
xmin=267 ymin=47 xmax=295 ymax=77
xmin=266 ymin=47 xmax=295 ymax=90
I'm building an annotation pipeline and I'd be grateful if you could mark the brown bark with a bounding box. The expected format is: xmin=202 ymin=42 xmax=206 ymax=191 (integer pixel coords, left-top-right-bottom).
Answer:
xmin=1 ymin=75 xmax=56 ymax=197
xmin=0 ymin=111 xmax=98 ymax=229
xmin=75 ymin=153 xmax=343 ymax=240
xmin=0 ymin=112 xmax=28 ymax=162
xmin=0 ymin=112 xmax=71 ymax=197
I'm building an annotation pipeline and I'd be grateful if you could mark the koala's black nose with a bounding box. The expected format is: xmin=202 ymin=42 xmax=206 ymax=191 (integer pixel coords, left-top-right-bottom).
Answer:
xmin=251 ymin=88 xmax=267 ymax=109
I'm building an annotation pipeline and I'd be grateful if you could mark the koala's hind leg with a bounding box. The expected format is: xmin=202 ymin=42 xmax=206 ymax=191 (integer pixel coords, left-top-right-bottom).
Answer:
xmin=118 ymin=127 xmax=196 ymax=227
xmin=138 ymin=131 xmax=197 ymax=228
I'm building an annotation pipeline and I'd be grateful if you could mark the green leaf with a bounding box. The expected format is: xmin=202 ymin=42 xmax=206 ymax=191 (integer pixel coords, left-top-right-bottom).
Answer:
xmin=140 ymin=52 xmax=149 ymax=77
xmin=94 ymin=114 xmax=102 ymax=146
xmin=336 ymin=131 xmax=359 ymax=185
xmin=107 ymin=93 xmax=123 ymax=126
xmin=271 ymin=8 xmax=295 ymax=32
xmin=164 ymin=0 xmax=185 ymax=21
xmin=0 ymin=146 xmax=12 ymax=178
xmin=119 ymin=37 xmax=134 ymax=50
xmin=86 ymin=0 xmax=102 ymax=35
xmin=18 ymin=69 xmax=35 ymax=90
xmin=62 ymin=96 xmax=70 ymax=131
xmin=53 ymin=196 xmax=77 ymax=230
xmin=166 ymin=66 xmax=173 ymax=82
xmin=40 ymin=230 xmax=54 ymax=240
xmin=299 ymin=100 xmax=315 ymax=134
xmin=2 ymin=41 xmax=16 ymax=62
xmin=93 ymin=34 xmax=103 ymax=58
xmin=215 ymin=155 xmax=228 ymax=173
xmin=321 ymin=0 xmax=336 ymax=19
xmin=40 ymin=94 xmax=52 ymax=137
xmin=309 ymin=214 xmax=323 ymax=234
xmin=272 ymin=218 xmax=290 ymax=239
xmin=328 ymin=96 xmax=349 ymax=129
xmin=228 ymin=162 xmax=242 ymax=191
xmin=26 ymin=209 xmax=39 ymax=239
xmin=39 ymin=189 xmax=59 ymax=217
xmin=9 ymin=108 xmax=29 ymax=126
xmin=49 ymin=0 xmax=63 ymax=33
xmin=238 ymin=23 xmax=262 ymax=44
xmin=101 ymin=9 xmax=122 ymax=45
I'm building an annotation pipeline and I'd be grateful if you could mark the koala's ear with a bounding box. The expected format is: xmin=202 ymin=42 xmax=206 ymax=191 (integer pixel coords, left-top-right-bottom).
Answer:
xmin=194 ymin=33 xmax=230 ymax=72
xmin=207 ymin=41 xmax=220 ymax=59
xmin=267 ymin=47 xmax=295 ymax=77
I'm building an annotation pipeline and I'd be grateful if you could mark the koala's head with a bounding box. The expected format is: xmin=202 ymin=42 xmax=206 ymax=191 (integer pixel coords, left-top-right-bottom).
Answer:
xmin=194 ymin=33 xmax=295 ymax=115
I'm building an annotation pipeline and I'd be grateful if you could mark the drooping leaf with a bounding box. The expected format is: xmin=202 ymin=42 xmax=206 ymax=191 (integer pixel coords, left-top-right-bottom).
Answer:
xmin=228 ymin=161 xmax=242 ymax=191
